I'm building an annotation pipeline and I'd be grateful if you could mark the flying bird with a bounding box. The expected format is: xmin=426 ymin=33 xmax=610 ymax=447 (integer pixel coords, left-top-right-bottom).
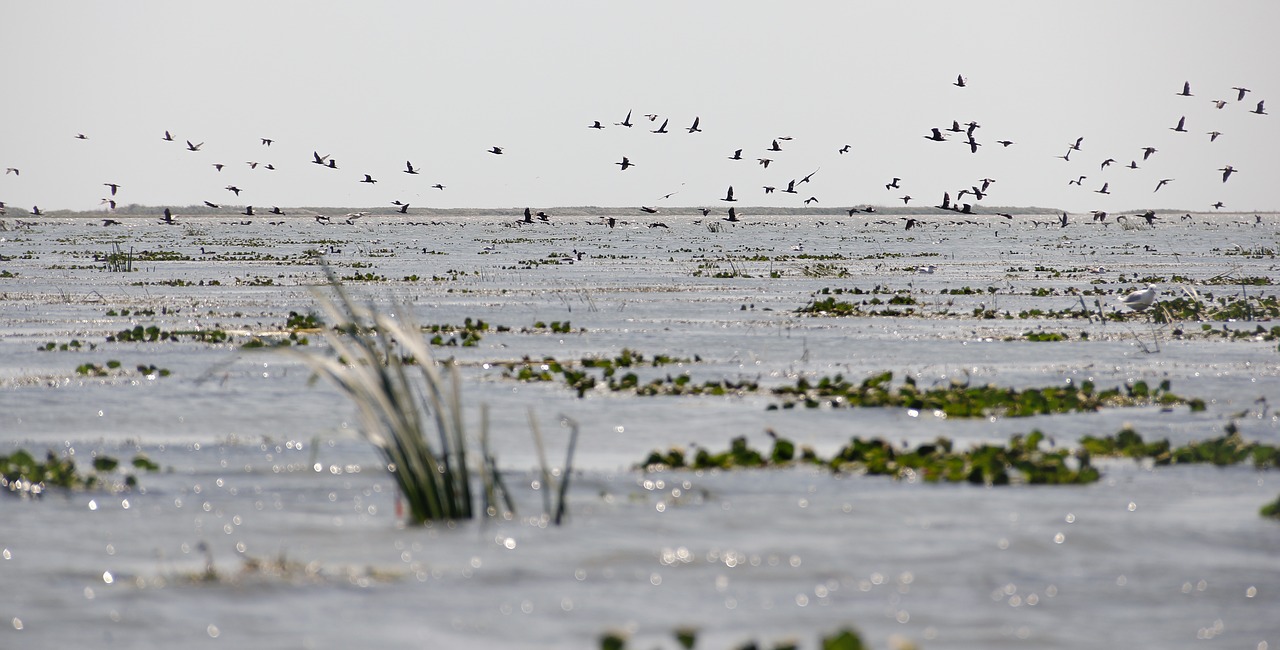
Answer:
xmin=398 ymin=204 xmax=409 ymax=214
xmin=161 ymin=208 xmax=174 ymax=223
xmin=725 ymin=207 xmax=738 ymax=222
xmin=162 ymin=131 xmax=174 ymax=141
xmin=782 ymin=180 xmax=798 ymax=194
xmin=721 ymin=186 xmax=737 ymax=202
xmin=616 ymin=156 xmax=634 ymax=170
xmin=243 ymin=206 xmax=254 ymax=216
xmin=1211 ymin=99 xmax=1227 ymax=109
xmin=953 ymin=74 xmax=966 ymax=88
xmin=1233 ymin=87 xmax=1251 ymax=101
xmin=757 ymin=158 xmax=772 ymax=168
xmin=1068 ymin=176 xmax=1085 ymax=185
xmin=213 ymin=163 xmax=224 ymax=171
xmin=1251 ymin=100 xmax=1267 ymax=115
xmin=100 ymin=198 xmax=116 ymax=210
xmin=588 ymin=120 xmax=605 ymax=129
xmin=1219 ymin=165 xmax=1236 ymax=182
xmin=768 ymin=139 xmax=783 ymax=151
xmin=965 ymin=137 xmax=981 ymax=153
xmin=261 ymin=138 xmax=273 ymax=146
xmin=1177 ymin=81 xmax=1192 ymax=97
xmin=886 ymin=177 xmax=900 ymax=190
xmin=203 ymin=201 xmax=219 ymax=208
xmin=838 ymin=144 xmax=851 ymax=154
xmin=651 ymin=119 xmax=669 ymax=134
xmin=1207 ymin=131 xmax=1222 ymax=142
xmin=1154 ymin=178 xmax=1173 ymax=192
xmin=924 ymin=128 xmax=946 ymax=142
xmin=225 ymin=185 xmax=242 ymax=195
xmin=804 ymin=196 xmax=818 ymax=205
xmin=1095 ymin=182 xmax=1110 ymax=194
xmin=104 ymin=183 xmax=120 ymax=195
xmin=729 ymin=149 xmax=743 ymax=160
xmin=1069 ymin=137 xmax=1084 ymax=151
xmin=1212 ymin=201 xmax=1225 ymax=209
xmin=404 ymin=161 xmax=420 ymax=174
xmin=186 ymin=140 xmax=203 ymax=151
xmin=360 ymin=174 xmax=377 ymax=184
xmin=900 ymin=195 xmax=912 ymax=204
xmin=996 ymin=140 xmax=1014 ymax=147
xmin=74 ymin=134 xmax=87 ymax=140
xmin=431 ymin=183 xmax=445 ymax=190
xmin=1170 ymin=116 xmax=1187 ymax=132
xmin=1101 ymin=158 xmax=1116 ymax=169
xmin=4 ymin=167 xmax=16 ymax=175
xmin=270 ymin=206 xmax=285 ymax=215
xmin=639 ymin=206 xmax=658 ymax=214
xmin=616 ymin=110 xmax=634 ymax=127
xmin=799 ymin=168 xmax=819 ymax=184
xmin=312 ymin=152 xmax=329 ymax=165
xmin=488 ymin=146 xmax=504 ymax=154
xmin=687 ymin=117 xmax=701 ymax=133
xmin=1141 ymin=146 xmax=1157 ymax=160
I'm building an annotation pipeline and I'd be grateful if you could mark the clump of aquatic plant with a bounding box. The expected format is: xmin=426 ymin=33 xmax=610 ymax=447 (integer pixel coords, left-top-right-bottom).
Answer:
xmin=110 ymin=324 xmax=229 ymax=344
xmin=1 ymin=449 xmax=159 ymax=496
xmin=1081 ymin=422 xmax=1279 ymax=468
xmin=277 ymin=267 xmax=579 ymax=525
xmin=769 ymin=372 xmax=1205 ymax=416
xmin=503 ymin=351 xmax=748 ymax=399
xmin=600 ymin=625 xmax=869 ymax=650
xmin=1263 ymin=495 xmax=1280 ymax=519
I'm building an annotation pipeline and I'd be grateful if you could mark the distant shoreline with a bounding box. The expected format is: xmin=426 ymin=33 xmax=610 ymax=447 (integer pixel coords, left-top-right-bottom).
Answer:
xmin=5 ymin=205 xmax=1274 ymax=219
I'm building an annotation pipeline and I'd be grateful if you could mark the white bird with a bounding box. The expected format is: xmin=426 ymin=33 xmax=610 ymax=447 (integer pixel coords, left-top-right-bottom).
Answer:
xmin=1121 ymin=285 xmax=1158 ymax=312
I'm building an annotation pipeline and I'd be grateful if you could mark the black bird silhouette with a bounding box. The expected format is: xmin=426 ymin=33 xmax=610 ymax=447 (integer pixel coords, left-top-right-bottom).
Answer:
xmin=1251 ymin=100 xmax=1267 ymax=115
xmin=243 ymin=206 xmax=254 ymax=216
xmin=937 ymin=192 xmax=951 ymax=210
xmin=431 ymin=183 xmax=445 ymax=190
xmin=74 ymin=134 xmax=87 ymax=140
xmin=700 ymin=208 xmax=712 ymax=215
xmin=1177 ymin=81 xmax=1192 ymax=96
xmin=616 ymin=156 xmax=634 ymax=170
xmin=1219 ymin=165 xmax=1236 ymax=182
xmin=1069 ymin=175 xmax=1086 ymax=185
xmin=767 ymin=139 xmax=782 ymax=151
xmin=903 ymin=217 xmax=918 ymax=230
xmin=1208 ymin=131 xmax=1222 ymax=142
xmin=651 ymin=119 xmax=669 ymax=134
xmin=1154 ymin=179 xmax=1173 ymax=192
xmin=588 ymin=120 xmax=605 ymax=129
xmin=1170 ymin=116 xmax=1187 ymax=132
xmin=965 ymin=137 xmax=981 ymax=153
xmin=312 ymin=152 xmax=329 ymax=165
xmin=762 ymin=186 xmax=775 ymax=194
xmin=392 ymin=200 xmax=407 ymax=206
xmin=640 ymin=206 xmax=658 ymax=214
xmin=326 ymin=159 xmax=338 ymax=169
xmin=729 ymin=149 xmax=743 ymax=160
xmin=1095 ymin=182 xmax=1110 ymax=194
xmin=204 ymin=201 xmax=219 ymax=208
xmin=247 ymin=161 xmax=259 ymax=169
xmin=644 ymin=114 xmax=658 ymax=121
xmin=1069 ymin=137 xmax=1084 ymax=151
xmin=102 ymin=218 xmax=120 ymax=226
xmin=721 ymin=186 xmax=737 ymax=202
xmin=1141 ymin=146 xmax=1157 ymax=160
xmin=225 ymin=185 xmax=242 ymax=195
xmin=186 ymin=140 xmax=203 ymax=151
xmin=1059 ymin=212 xmax=1069 ymax=227
xmin=162 ymin=131 xmax=174 ymax=141
xmin=523 ymin=208 xmax=533 ymax=223
xmin=360 ymin=174 xmax=377 ymax=184
xmin=270 ymin=206 xmax=285 ymax=215
xmin=782 ymin=180 xmax=798 ymax=194
xmin=886 ymin=177 xmax=900 ymax=190
xmin=996 ymin=140 xmax=1014 ymax=147
xmin=4 ymin=167 xmax=17 ymax=175
xmin=616 ymin=110 xmax=634 ymax=127
xmin=804 ymin=196 xmax=818 ymax=205
xmin=31 ymin=205 xmax=43 ymax=215
xmin=900 ymin=195 xmax=912 ymax=204
xmin=1233 ymin=87 xmax=1251 ymax=101
xmin=404 ymin=161 xmax=420 ymax=174
xmin=724 ymin=207 xmax=738 ymax=222
xmin=100 ymin=198 xmax=116 ymax=210
xmin=161 ymin=208 xmax=174 ymax=223
xmin=104 ymin=183 xmax=120 ymax=196
xmin=687 ymin=117 xmax=701 ymax=133
xmin=398 ymin=204 xmax=410 ymax=214
xmin=1101 ymin=158 xmax=1116 ymax=169
xmin=1127 ymin=160 xmax=1140 ymax=169
xmin=799 ymin=169 xmax=819 ymax=184
xmin=488 ymin=146 xmax=504 ymax=154
xmin=953 ymin=74 xmax=966 ymax=88
xmin=1211 ymin=99 xmax=1227 ymax=109
xmin=1212 ymin=201 xmax=1225 ymax=209
xmin=757 ymin=158 xmax=772 ymax=168
xmin=947 ymin=121 xmax=964 ymax=133
xmin=838 ymin=144 xmax=851 ymax=154
xmin=261 ymin=138 xmax=273 ymax=146
xmin=924 ymin=128 xmax=946 ymax=142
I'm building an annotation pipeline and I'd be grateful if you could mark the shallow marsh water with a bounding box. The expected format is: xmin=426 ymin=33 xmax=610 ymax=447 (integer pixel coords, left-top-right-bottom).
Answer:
xmin=1 ymin=211 xmax=1278 ymax=649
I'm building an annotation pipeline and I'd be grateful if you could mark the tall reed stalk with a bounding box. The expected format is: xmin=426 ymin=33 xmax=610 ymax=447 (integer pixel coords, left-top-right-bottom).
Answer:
xmin=284 ymin=267 xmax=496 ymax=523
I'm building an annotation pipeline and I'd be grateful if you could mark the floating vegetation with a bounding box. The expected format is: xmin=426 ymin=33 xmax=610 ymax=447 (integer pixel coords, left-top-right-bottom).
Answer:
xmin=642 ymin=425 xmax=1278 ymax=487
xmin=1079 ymin=423 xmax=1279 ymax=468
xmin=1263 ymin=495 xmax=1280 ymax=519
xmin=109 ymin=324 xmax=229 ymax=344
xmin=1152 ymin=294 xmax=1280 ymax=323
xmin=425 ymin=317 xmax=495 ymax=347
xmin=37 ymin=339 xmax=94 ymax=352
xmin=1 ymin=449 xmax=160 ymax=496
xmin=770 ymin=372 xmax=1204 ymax=416
xmin=1019 ymin=331 xmax=1073 ymax=342
xmin=600 ymin=625 xmax=869 ymax=650
xmin=502 ymin=350 xmax=731 ymax=399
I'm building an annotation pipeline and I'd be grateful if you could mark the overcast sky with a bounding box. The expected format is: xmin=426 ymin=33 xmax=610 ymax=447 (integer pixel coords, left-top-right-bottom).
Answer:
xmin=2 ymin=1 xmax=1277 ymax=214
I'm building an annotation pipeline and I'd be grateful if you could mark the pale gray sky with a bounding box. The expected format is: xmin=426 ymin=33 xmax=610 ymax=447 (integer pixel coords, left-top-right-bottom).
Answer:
xmin=2 ymin=1 xmax=1278 ymax=214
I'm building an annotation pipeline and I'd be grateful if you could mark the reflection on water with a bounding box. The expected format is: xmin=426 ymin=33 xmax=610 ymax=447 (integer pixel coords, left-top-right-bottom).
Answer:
xmin=1 ymin=213 xmax=1277 ymax=649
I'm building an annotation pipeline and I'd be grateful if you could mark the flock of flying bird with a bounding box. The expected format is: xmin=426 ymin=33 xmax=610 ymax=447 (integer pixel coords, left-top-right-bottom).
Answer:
xmin=0 ymin=75 xmax=1269 ymax=229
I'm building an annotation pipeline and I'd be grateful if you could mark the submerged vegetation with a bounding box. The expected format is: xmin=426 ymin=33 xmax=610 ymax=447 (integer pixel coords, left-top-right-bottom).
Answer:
xmin=600 ymin=625 xmax=869 ymax=650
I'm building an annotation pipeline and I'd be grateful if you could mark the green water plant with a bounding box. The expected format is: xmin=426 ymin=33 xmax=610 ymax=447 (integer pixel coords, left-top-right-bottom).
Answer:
xmin=1 ymin=449 xmax=159 ymax=496
xmin=599 ymin=625 xmax=868 ymax=650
